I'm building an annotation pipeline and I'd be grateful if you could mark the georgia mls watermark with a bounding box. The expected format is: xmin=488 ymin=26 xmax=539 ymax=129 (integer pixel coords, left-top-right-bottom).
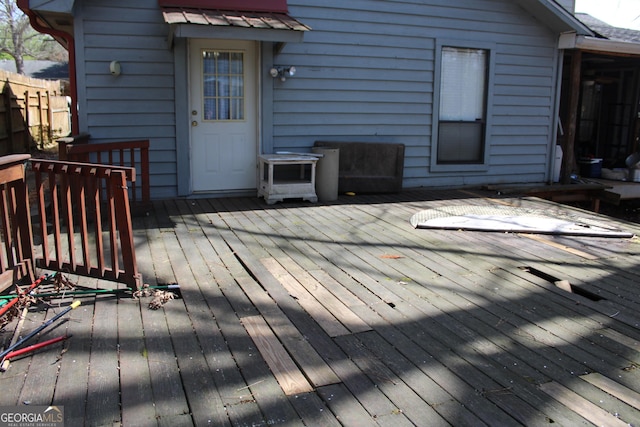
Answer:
xmin=0 ymin=406 xmax=64 ymax=427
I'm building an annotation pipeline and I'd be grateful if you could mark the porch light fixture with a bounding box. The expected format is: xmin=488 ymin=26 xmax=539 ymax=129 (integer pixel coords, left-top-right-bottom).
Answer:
xmin=109 ymin=60 xmax=121 ymax=76
xmin=269 ymin=66 xmax=296 ymax=81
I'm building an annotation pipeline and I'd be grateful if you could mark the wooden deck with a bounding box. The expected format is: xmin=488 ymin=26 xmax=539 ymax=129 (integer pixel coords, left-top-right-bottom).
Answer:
xmin=2 ymin=188 xmax=640 ymax=426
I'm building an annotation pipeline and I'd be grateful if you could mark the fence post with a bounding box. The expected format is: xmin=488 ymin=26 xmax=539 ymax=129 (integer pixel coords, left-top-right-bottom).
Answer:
xmin=3 ymin=86 xmax=22 ymax=154
xmin=36 ymin=91 xmax=44 ymax=149
xmin=46 ymin=91 xmax=53 ymax=144
xmin=23 ymin=90 xmax=30 ymax=152
xmin=1 ymin=85 xmax=10 ymax=155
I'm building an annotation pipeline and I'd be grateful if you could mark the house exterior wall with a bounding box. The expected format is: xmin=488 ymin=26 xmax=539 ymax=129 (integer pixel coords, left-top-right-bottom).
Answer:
xmin=271 ymin=0 xmax=562 ymax=189
xmin=70 ymin=0 xmax=564 ymax=198
xmin=73 ymin=0 xmax=179 ymax=199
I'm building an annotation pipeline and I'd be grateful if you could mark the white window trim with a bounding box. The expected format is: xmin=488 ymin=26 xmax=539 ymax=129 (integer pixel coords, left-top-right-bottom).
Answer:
xmin=430 ymin=39 xmax=496 ymax=172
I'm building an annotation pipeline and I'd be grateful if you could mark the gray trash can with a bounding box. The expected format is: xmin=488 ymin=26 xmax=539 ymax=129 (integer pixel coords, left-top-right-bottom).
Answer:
xmin=312 ymin=147 xmax=339 ymax=202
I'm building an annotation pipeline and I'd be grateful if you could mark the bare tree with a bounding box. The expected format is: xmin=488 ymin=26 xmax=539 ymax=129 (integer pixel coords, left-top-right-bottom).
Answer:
xmin=0 ymin=0 xmax=67 ymax=74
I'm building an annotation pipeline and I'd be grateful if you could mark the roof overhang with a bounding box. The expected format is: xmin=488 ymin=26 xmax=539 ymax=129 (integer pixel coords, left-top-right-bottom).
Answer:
xmin=159 ymin=0 xmax=310 ymax=45
xmin=17 ymin=0 xmax=75 ymax=39
xmin=162 ymin=8 xmax=310 ymax=43
xmin=158 ymin=0 xmax=289 ymax=13
xmin=513 ymin=0 xmax=594 ymax=36
xmin=559 ymin=32 xmax=640 ymax=56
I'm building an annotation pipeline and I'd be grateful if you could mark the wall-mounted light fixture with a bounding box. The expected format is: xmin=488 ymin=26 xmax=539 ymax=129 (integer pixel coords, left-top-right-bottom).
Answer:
xmin=109 ymin=60 xmax=121 ymax=76
xmin=269 ymin=66 xmax=296 ymax=82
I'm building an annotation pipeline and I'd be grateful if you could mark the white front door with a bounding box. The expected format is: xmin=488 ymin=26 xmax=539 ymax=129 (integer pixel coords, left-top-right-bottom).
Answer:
xmin=190 ymin=39 xmax=258 ymax=192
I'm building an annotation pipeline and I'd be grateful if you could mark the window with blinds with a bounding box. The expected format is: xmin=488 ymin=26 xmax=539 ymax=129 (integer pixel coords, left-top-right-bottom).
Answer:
xmin=437 ymin=47 xmax=488 ymax=164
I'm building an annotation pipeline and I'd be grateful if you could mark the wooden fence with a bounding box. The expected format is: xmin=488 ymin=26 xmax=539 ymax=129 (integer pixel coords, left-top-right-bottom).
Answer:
xmin=0 ymin=70 xmax=70 ymax=155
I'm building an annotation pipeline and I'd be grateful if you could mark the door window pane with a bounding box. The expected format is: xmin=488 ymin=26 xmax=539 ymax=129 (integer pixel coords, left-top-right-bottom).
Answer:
xmin=202 ymin=50 xmax=245 ymax=121
xmin=438 ymin=47 xmax=488 ymax=164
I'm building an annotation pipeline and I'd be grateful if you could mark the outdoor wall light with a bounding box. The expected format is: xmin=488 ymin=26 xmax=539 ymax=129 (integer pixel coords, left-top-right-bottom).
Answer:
xmin=269 ymin=66 xmax=296 ymax=81
xmin=109 ymin=60 xmax=121 ymax=76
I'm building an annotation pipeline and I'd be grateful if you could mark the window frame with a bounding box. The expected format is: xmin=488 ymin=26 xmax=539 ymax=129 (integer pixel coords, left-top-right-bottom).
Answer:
xmin=431 ymin=39 xmax=496 ymax=172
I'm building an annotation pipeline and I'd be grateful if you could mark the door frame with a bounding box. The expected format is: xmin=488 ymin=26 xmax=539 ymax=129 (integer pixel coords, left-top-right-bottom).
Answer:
xmin=185 ymin=38 xmax=262 ymax=195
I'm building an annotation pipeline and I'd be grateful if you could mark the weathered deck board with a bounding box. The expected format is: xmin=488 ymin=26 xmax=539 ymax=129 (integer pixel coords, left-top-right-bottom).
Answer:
xmin=141 ymin=202 xmax=191 ymax=422
xmin=368 ymin=202 xmax=640 ymax=406
xmin=3 ymin=189 xmax=640 ymax=426
xmin=117 ymin=297 xmax=157 ymax=426
xmin=260 ymin=257 xmax=352 ymax=337
xmin=357 ymin=329 xmax=493 ymax=427
xmin=50 ymin=291 xmax=94 ymax=425
xmin=256 ymin=196 xmax=608 ymax=424
xmin=232 ymin=197 xmax=584 ymax=424
xmin=84 ymin=293 xmax=121 ymax=426
xmin=334 ymin=332 xmax=449 ymax=426
xmin=171 ymin=198 xmax=317 ymax=425
xmin=160 ymin=199 xmax=258 ymax=426
xmin=16 ymin=306 xmax=58 ymax=406
xmin=582 ymin=372 xmax=640 ymax=408
xmin=242 ymin=315 xmax=314 ymax=395
xmin=540 ymin=380 xmax=630 ymax=427
xmin=263 ymin=257 xmax=371 ymax=335
xmin=167 ymin=205 xmax=265 ymax=426
xmin=206 ymin=199 xmax=418 ymax=424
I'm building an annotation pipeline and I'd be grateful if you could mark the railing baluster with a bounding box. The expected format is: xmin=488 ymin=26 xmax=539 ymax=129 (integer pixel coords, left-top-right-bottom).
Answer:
xmin=10 ymin=180 xmax=32 ymax=270
xmin=0 ymin=188 xmax=12 ymax=273
xmin=48 ymin=164 xmax=63 ymax=272
xmin=112 ymin=170 xmax=137 ymax=285
xmin=75 ymin=166 xmax=91 ymax=275
xmin=33 ymin=162 xmax=50 ymax=265
xmin=105 ymin=170 xmax=119 ymax=278
xmin=0 ymin=186 xmax=11 ymax=271
xmin=60 ymin=166 xmax=77 ymax=271
xmin=90 ymin=169 xmax=106 ymax=276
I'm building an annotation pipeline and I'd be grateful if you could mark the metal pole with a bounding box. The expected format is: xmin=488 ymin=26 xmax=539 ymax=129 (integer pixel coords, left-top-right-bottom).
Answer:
xmin=0 ymin=301 xmax=80 ymax=361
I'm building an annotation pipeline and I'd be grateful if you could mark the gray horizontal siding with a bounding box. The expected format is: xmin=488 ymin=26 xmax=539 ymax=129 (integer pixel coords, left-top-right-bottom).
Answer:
xmin=275 ymin=0 xmax=561 ymax=188
xmin=77 ymin=0 xmax=177 ymax=198
xmin=73 ymin=0 xmax=565 ymax=197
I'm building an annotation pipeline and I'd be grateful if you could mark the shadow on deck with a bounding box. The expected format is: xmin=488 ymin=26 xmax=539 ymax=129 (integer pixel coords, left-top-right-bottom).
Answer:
xmin=1 ymin=189 xmax=640 ymax=426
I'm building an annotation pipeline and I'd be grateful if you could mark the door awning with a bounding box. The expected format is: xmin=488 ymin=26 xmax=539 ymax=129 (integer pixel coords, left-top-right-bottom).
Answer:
xmin=160 ymin=0 xmax=310 ymax=43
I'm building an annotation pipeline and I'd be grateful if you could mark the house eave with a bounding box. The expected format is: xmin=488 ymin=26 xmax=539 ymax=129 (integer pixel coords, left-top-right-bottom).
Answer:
xmin=513 ymin=0 xmax=594 ymax=36
xmin=171 ymin=24 xmax=305 ymax=43
xmin=23 ymin=0 xmax=74 ymax=14
xmin=559 ymin=32 xmax=640 ymax=56
xmin=18 ymin=0 xmax=75 ymax=33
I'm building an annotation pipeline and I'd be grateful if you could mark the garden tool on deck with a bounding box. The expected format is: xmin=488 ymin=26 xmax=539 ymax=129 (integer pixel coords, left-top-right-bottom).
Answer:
xmin=0 ymin=273 xmax=52 ymax=318
xmin=0 ymin=300 xmax=80 ymax=363
xmin=0 ymin=335 xmax=71 ymax=371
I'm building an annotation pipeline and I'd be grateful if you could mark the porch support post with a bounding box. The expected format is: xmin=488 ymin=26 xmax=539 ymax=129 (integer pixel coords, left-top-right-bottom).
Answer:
xmin=562 ymin=50 xmax=582 ymax=184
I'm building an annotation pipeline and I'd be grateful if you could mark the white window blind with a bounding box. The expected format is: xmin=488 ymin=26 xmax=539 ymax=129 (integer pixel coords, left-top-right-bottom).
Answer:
xmin=439 ymin=47 xmax=486 ymax=121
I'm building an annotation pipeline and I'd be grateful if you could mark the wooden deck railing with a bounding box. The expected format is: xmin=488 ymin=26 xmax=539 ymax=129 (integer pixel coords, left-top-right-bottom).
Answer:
xmin=58 ymin=136 xmax=150 ymax=204
xmin=0 ymin=154 xmax=35 ymax=292
xmin=30 ymin=158 xmax=142 ymax=290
